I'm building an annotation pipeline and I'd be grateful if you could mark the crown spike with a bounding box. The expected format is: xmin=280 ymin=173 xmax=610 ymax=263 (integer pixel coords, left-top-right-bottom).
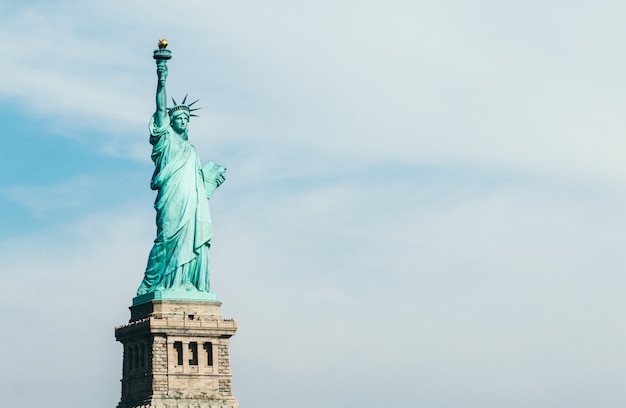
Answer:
xmin=168 ymin=94 xmax=201 ymax=118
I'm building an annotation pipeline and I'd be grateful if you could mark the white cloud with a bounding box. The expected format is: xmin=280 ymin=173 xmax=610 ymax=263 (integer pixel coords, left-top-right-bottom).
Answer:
xmin=213 ymin=173 xmax=626 ymax=407
xmin=2 ymin=176 xmax=95 ymax=217
xmin=3 ymin=1 xmax=626 ymax=185
xmin=0 ymin=207 xmax=151 ymax=407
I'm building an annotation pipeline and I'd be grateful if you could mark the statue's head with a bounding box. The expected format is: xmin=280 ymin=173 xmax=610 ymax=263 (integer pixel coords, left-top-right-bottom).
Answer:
xmin=168 ymin=95 xmax=200 ymax=138
xmin=170 ymin=110 xmax=189 ymax=135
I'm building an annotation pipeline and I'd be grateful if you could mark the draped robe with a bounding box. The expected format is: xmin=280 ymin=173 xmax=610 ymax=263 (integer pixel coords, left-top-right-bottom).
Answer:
xmin=137 ymin=114 xmax=225 ymax=295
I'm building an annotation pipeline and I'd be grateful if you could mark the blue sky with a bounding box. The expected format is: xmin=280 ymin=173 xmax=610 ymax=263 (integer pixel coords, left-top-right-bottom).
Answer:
xmin=2 ymin=1 xmax=626 ymax=407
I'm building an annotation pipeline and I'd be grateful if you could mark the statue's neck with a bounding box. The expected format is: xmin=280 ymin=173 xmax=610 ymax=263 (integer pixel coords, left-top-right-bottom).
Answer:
xmin=172 ymin=129 xmax=188 ymax=140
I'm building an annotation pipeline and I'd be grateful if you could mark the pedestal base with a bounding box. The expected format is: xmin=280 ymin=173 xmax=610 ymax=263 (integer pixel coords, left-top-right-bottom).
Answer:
xmin=115 ymin=299 xmax=239 ymax=408
xmin=120 ymin=398 xmax=239 ymax=408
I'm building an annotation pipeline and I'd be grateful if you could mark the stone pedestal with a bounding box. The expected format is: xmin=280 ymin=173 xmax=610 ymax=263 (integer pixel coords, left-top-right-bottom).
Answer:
xmin=115 ymin=299 xmax=239 ymax=408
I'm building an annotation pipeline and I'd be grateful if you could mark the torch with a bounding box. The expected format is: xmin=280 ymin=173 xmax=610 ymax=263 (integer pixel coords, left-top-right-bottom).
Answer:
xmin=153 ymin=38 xmax=171 ymax=87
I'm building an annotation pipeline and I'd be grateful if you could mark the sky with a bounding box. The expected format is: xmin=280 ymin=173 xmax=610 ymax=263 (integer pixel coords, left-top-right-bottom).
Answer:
xmin=1 ymin=1 xmax=626 ymax=407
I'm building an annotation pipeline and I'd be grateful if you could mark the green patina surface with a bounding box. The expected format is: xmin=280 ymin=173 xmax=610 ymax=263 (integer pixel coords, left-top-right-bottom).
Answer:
xmin=135 ymin=40 xmax=226 ymax=304
xmin=133 ymin=289 xmax=219 ymax=306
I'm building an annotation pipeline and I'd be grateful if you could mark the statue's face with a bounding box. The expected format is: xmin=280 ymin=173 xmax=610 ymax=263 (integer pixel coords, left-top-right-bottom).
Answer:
xmin=170 ymin=113 xmax=189 ymax=134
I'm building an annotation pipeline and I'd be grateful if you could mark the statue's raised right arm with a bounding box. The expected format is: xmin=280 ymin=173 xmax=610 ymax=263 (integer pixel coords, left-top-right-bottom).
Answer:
xmin=154 ymin=60 xmax=168 ymax=129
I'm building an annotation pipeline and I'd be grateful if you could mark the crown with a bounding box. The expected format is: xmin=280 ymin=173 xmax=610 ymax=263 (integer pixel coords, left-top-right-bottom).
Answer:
xmin=168 ymin=94 xmax=201 ymax=117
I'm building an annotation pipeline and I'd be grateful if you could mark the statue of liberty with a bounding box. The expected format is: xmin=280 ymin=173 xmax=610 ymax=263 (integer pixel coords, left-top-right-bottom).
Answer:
xmin=137 ymin=40 xmax=226 ymax=296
